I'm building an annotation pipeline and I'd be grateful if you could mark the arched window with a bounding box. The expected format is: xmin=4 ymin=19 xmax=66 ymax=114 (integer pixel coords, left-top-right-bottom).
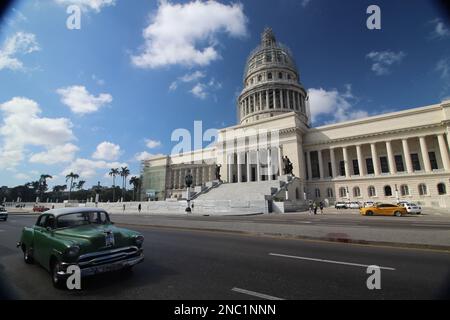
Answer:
xmin=278 ymin=72 xmax=283 ymax=79
xmin=295 ymin=188 xmax=300 ymax=200
xmin=418 ymin=183 xmax=427 ymax=196
xmin=327 ymin=188 xmax=334 ymax=198
xmin=437 ymin=183 xmax=447 ymax=195
xmin=315 ymin=188 xmax=321 ymax=198
xmin=339 ymin=187 xmax=346 ymax=198
xmin=258 ymin=75 xmax=262 ymax=82
xmin=384 ymin=185 xmax=392 ymax=196
xmin=368 ymin=186 xmax=376 ymax=197
xmin=400 ymin=185 xmax=409 ymax=196
xmin=287 ymin=74 xmax=291 ymax=80
xmin=353 ymin=187 xmax=361 ymax=197
xmin=267 ymin=72 xmax=272 ymax=80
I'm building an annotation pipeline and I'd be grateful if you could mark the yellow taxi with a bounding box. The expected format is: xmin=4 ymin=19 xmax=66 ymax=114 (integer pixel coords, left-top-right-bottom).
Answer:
xmin=359 ymin=203 xmax=407 ymax=217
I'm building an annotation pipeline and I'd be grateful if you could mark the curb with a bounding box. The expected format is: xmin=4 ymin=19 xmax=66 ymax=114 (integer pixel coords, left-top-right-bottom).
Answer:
xmin=116 ymin=222 xmax=450 ymax=252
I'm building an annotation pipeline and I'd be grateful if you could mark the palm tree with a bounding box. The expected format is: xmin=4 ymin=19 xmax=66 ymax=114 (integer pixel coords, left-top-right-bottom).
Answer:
xmin=76 ymin=180 xmax=86 ymax=190
xmin=129 ymin=176 xmax=141 ymax=201
xmin=38 ymin=174 xmax=53 ymax=201
xmin=109 ymin=168 xmax=120 ymax=202
xmin=65 ymin=172 xmax=79 ymax=200
xmin=119 ymin=167 xmax=130 ymax=201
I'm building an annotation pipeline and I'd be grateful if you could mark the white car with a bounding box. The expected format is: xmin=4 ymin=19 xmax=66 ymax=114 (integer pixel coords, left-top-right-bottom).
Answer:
xmin=403 ymin=203 xmax=422 ymax=214
xmin=0 ymin=206 xmax=8 ymax=221
xmin=346 ymin=202 xmax=361 ymax=209
xmin=364 ymin=201 xmax=375 ymax=208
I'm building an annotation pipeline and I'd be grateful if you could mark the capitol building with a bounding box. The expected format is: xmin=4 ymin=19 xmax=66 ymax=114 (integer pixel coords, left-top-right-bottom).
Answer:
xmin=141 ymin=29 xmax=450 ymax=213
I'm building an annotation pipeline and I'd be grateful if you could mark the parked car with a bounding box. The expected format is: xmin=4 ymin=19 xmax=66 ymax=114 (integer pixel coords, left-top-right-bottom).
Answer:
xmin=400 ymin=202 xmax=422 ymax=214
xmin=0 ymin=207 xmax=8 ymax=221
xmin=346 ymin=202 xmax=361 ymax=209
xmin=335 ymin=202 xmax=347 ymax=209
xmin=33 ymin=206 xmax=50 ymax=213
xmin=17 ymin=207 xmax=144 ymax=288
xmin=359 ymin=203 xmax=407 ymax=217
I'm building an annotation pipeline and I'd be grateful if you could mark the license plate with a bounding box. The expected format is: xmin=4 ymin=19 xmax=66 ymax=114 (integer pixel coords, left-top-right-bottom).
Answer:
xmin=105 ymin=233 xmax=115 ymax=247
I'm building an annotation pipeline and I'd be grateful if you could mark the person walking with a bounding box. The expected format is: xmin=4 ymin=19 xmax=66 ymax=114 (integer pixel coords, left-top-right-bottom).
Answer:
xmin=308 ymin=201 xmax=313 ymax=215
xmin=313 ymin=202 xmax=318 ymax=215
xmin=319 ymin=201 xmax=324 ymax=214
xmin=138 ymin=203 xmax=141 ymax=213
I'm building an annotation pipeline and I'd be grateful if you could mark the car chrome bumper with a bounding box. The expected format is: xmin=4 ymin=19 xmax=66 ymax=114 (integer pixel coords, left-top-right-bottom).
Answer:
xmin=59 ymin=253 xmax=144 ymax=277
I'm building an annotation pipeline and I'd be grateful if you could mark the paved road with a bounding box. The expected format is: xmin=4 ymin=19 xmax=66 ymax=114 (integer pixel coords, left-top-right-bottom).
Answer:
xmin=0 ymin=216 xmax=449 ymax=299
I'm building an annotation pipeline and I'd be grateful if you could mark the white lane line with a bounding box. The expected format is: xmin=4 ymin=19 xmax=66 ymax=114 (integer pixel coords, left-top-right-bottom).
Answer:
xmin=231 ymin=287 xmax=284 ymax=300
xmin=269 ymin=253 xmax=396 ymax=271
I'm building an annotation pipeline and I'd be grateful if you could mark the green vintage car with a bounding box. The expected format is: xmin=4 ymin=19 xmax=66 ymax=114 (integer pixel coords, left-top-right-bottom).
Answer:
xmin=17 ymin=207 xmax=144 ymax=288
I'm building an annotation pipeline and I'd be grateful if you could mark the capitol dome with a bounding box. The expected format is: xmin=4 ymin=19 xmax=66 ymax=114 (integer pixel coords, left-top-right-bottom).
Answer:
xmin=238 ymin=28 xmax=308 ymax=125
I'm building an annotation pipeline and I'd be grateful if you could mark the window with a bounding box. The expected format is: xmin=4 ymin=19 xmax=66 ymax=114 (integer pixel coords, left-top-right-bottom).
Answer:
xmin=339 ymin=161 xmax=346 ymax=176
xmin=287 ymin=74 xmax=291 ymax=80
xmin=353 ymin=160 xmax=360 ymax=175
xmin=339 ymin=187 xmax=346 ymax=198
xmin=437 ymin=183 xmax=447 ymax=195
xmin=295 ymin=188 xmax=300 ymax=199
xmin=258 ymin=75 xmax=262 ymax=82
xmin=366 ymin=158 xmax=374 ymax=174
xmin=353 ymin=187 xmax=361 ymax=197
xmin=429 ymin=152 xmax=438 ymax=170
xmin=328 ymin=162 xmax=332 ymax=177
xmin=400 ymin=184 xmax=409 ymax=196
xmin=368 ymin=186 xmax=376 ymax=197
xmin=267 ymin=72 xmax=272 ymax=80
xmin=327 ymin=188 xmax=334 ymax=198
xmin=411 ymin=153 xmax=421 ymax=171
xmin=384 ymin=185 xmax=392 ymax=196
xmin=278 ymin=72 xmax=283 ymax=79
xmin=418 ymin=183 xmax=427 ymax=196
xmin=380 ymin=156 xmax=389 ymax=173
xmin=311 ymin=151 xmax=320 ymax=179
xmin=315 ymin=188 xmax=321 ymax=198
xmin=395 ymin=155 xmax=405 ymax=172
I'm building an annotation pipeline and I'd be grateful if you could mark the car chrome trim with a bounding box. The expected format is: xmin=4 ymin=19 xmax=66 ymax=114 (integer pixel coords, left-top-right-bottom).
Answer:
xmin=77 ymin=246 xmax=139 ymax=261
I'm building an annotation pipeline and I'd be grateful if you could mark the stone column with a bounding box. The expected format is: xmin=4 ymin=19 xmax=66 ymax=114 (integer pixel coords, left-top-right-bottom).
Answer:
xmin=356 ymin=144 xmax=365 ymax=176
xmin=280 ymin=89 xmax=284 ymax=109
xmin=293 ymin=91 xmax=297 ymax=110
xmin=370 ymin=143 xmax=380 ymax=176
xmin=266 ymin=90 xmax=269 ymax=109
xmin=386 ymin=141 xmax=396 ymax=174
xmin=273 ymin=90 xmax=277 ymax=109
xmin=237 ymin=153 xmax=242 ymax=183
xmin=402 ymin=138 xmax=413 ymax=173
xmin=227 ymin=154 xmax=233 ymax=182
xmin=419 ymin=136 xmax=432 ymax=172
xmin=267 ymin=148 xmax=273 ymax=180
xmin=278 ymin=146 xmax=283 ymax=176
xmin=437 ymin=133 xmax=450 ymax=171
xmin=256 ymin=150 xmax=261 ymax=182
xmin=259 ymin=91 xmax=262 ymax=110
xmin=330 ymin=147 xmax=336 ymax=178
xmin=246 ymin=151 xmax=251 ymax=182
xmin=342 ymin=147 xmax=350 ymax=178
xmin=306 ymin=151 xmax=312 ymax=180
xmin=318 ymin=149 xmax=324 ymax=179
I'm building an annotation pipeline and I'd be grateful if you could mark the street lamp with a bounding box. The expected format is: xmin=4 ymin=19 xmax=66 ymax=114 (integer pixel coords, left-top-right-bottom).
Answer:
xmin=185 ymin=171 xmax=193 ymax=213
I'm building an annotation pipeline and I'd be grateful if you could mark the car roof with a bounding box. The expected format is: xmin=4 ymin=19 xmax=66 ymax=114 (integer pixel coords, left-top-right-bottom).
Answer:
xmin=40 ymin=207 xmax=107 ymax=217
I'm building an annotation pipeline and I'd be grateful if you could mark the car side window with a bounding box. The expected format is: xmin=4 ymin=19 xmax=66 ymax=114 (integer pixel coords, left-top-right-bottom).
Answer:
xmin=36 ymin=215 xmax=48 ymax=227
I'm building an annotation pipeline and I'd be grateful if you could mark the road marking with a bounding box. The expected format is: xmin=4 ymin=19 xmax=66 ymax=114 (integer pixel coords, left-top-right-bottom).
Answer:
xmin=231 ymin=287 xmax=284 ymax=300
xmin=269 ymin=253 xmax=396 ymax=271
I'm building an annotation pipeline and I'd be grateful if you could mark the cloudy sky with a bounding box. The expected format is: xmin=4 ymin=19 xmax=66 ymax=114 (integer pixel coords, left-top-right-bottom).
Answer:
xmin=0 ymin=0 xmax=449 ymax=189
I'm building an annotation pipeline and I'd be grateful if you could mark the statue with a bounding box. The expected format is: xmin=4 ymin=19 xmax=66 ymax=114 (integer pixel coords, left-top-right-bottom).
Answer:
xmin=283 ymin=156 xmax=294 ymax=175
xmin=215 ymin=164 xmax=222 ymax=181
xmin=185 ymin=171 xmax=194 ymax=213
xmin=185 ymin=171 xmax=193 ymax=188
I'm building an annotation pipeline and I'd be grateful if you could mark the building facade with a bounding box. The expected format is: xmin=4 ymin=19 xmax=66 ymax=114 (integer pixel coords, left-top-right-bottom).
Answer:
xmin=141 ymin=28 xmax=450 ymax=209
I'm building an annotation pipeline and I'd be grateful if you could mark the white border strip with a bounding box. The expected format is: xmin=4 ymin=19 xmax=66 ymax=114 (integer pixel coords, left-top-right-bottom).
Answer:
xmin=269 ymin=253 xmax=396 ymax=271
xmin=231 ymin=287 xmax=284 ymax=300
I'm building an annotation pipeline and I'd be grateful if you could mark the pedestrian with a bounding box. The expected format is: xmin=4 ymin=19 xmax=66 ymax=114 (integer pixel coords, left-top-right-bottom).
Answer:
xmin=123 ymin=204 xmax=126 ymax=212
xmin=313 ymin=202 xmax=318 ymax=215
xmin=319 ymin=202 xmax=324 ymax=214
xmin=308 ymin=201 xmax=313 ymax=215
xmin=138 ymin=203 xmax=141 ymax=213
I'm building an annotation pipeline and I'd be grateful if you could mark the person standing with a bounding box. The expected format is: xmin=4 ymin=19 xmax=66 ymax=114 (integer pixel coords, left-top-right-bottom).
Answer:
xmin=308 ymin=201 xmax=313 ymax=215
xmin=313 ymin=202 xmax=318 ymax=215
xmin=138 ymin=203 xmax=141 ymax=213
xmin=319 ymin=202 xmax=324 ymax=214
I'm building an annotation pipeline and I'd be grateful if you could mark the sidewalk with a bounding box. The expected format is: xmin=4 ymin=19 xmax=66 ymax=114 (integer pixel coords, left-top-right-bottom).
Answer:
xmin=109 ymin=213 xmax=450 ymax=251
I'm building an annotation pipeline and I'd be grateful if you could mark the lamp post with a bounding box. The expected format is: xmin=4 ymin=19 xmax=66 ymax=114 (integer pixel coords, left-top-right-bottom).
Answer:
xmin=185 ymin=171 xmax=193 ymax=213
xmin=346 ymin=186 xmax=350 ymax=201
xmin=395 ymin=184 xmax=399 ymax=203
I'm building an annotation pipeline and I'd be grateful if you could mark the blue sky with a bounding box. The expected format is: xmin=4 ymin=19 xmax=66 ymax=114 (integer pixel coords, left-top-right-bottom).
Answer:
xmin=0 ymin=0 xmax=449 ymax=189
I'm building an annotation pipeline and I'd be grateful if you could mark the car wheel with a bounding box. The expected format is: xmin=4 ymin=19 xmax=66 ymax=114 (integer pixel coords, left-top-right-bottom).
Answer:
xmin=51 ymin=261 xmax=66 ymax=289
xmin=23 ymin=245 xmax=33 ymax=264
xmin=366 ymin=211 xmax=373 ymax=216
xmin=394 ymin=211 xmax=402 ymax=217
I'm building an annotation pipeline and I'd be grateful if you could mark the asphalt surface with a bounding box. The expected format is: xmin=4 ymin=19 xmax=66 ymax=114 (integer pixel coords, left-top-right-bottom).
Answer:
xmin=0 ymin=215 xmax=449 ymax=300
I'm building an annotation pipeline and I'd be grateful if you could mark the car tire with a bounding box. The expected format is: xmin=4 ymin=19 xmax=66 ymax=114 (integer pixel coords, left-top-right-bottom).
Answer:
xmin=51 ymin=261 xmax=66 ymax=289
xmin=394 ymin=211 xmax=402 ymax=217
xmin=23 ymin=245 xmax=33 ymax=264
xmin=366 ymin=211 xmax=373 ymax=216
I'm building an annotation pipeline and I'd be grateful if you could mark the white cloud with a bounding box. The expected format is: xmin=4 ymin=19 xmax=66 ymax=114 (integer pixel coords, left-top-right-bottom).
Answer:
xmin=436 ymin=58 xmax=450 ymax=79
xmin=308 ymin=85 xmax=368 ymax=124
xmin=190 ymin=83 xmax=208 ymax=99
xmin=54 ymin=0 xmax=116 ymax=12
xmin=366 ymin=50 xmax=405 ymax=76
xmin=301 ymin=0 xmax=311 ymax=7
xmin=0 ymin=97 xmax=75 ymax=169
xmin=15 ymin=173 xmax=31 ymax=181
xmin=430 ymin=18 xmax=450 ymax=39
xmin=145 ymin=139 xmax=161 ymax=149
xmin=131 ymin=0 xmax=248 ymax=69
xmin=62 ymin=158 xmax=127 ymax=179
xmin=135 ymin=151 xmax=164 ymax=162
xmin=0 ymin=32 xmax=40 ymax=71
xmin=92 ymin=141 xmax=121 ymax=161
xmin=57 ymin=85 xmax=112 ymax=115
xmin=29 ymin=143 xmax=79 ymax=164
xmin=92 ymin=74 xmax=105 ymax=86
xmin=169 ymin=70 xmax=206 ymax=91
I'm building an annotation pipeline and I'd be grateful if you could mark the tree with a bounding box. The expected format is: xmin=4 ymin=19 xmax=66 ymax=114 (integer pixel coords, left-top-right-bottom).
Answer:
xmin=76 ymin=180 xmax=86 ymax=190
xmin=65 ymin=172 xmax=79 ymax=200
xmin=119 ymin=167 xmax=130 ymax=201
xmin=38 ymin=174 xmax=53 ymax=201
xmin=129 ymin=176 xmax=141 ymax=201
xmin=109 ymin=168 xmax=120 ymax=202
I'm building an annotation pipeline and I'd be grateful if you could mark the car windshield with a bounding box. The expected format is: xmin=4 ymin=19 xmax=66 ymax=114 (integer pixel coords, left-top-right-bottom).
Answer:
xmin=56 ymin=211 xmax=110 ymax=229
xmin=409 ymin=203 xmax=417 ymax=206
